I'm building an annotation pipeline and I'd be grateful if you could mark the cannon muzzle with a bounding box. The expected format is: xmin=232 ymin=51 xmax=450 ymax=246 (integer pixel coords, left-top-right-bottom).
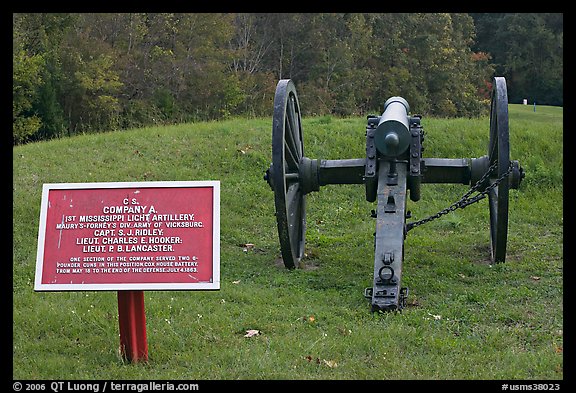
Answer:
xmin=375 ymin=97 xmax=411 ymax=157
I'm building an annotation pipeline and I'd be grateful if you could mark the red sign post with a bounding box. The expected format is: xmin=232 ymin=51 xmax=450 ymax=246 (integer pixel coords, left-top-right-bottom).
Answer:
xmin=117 ymin=290 xmax=148 ymax=362
xmin=35 ymin=181 xmax=220 ymax=362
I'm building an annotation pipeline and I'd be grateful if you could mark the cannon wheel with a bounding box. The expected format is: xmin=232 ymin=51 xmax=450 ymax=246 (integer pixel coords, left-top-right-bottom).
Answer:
xmin=488 ymin=77 xmax=510 ymax=263
xmin=271 ymin=79 xmax=306 ymax=269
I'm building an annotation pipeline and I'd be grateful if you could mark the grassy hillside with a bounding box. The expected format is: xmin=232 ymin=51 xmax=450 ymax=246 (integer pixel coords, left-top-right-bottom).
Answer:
xmin=13 ymin=104 xmax=563 ymax=380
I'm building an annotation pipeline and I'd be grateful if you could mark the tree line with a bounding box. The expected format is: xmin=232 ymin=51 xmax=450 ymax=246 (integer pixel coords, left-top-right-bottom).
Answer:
xmin=13 ymin=13 xmax=563 ymax=145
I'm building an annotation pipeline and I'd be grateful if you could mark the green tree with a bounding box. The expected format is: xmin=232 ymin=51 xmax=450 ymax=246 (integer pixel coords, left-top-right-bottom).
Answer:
xmin=13 ymin=12 xmax=510 ymax=144
xmin=13 ymin=42 xmax=44 ymax=144
xmin=471 ymin=13 xmax=563 ymax=105
xmin=229 ymin=13 xmax=277 ymax=116
xmin=13 ymin=13 xmax=75 ymax=142
xmin=73 ymin=53 xmax=123 ymax=131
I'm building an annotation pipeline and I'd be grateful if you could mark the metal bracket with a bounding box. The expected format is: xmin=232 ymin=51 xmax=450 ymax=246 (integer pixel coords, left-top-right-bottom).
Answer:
xmin=365 ymin=116 xmax=378 ymax=202
xmin=384 ymin=192 xmax=396 ymax=213
xmin=399 ymin=287 xmax=409 ymax=309
xmin=383 ymin=252 xmax=394 ymax=264
xmin=364 ymin=287 xmax=373 ymax=299
xmin=407 ymin=116 xmax=423 ymax=201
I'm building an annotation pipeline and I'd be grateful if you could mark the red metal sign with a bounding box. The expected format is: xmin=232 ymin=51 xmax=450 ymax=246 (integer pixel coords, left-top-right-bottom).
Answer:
xmin=34 ymin=181 xmax=220 ymax=291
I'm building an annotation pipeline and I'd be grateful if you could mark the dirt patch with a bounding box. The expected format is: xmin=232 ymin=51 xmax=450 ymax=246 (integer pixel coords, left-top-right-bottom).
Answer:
xmin=273 ymin=257 xmax=321 ymax=270
xmin=471 ymin=244 xmax=494 ymax=265
xmin=471 ymin=244 xmax=524 ymax=265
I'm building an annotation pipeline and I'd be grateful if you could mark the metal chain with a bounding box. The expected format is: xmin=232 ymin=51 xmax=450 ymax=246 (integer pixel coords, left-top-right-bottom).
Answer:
xmin=406 ymin=160 xmax=513 ymax=232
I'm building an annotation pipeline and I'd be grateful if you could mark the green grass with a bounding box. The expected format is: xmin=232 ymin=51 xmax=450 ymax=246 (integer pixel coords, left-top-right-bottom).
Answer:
xmin=13 ymin=105 xmax=563 ymax=379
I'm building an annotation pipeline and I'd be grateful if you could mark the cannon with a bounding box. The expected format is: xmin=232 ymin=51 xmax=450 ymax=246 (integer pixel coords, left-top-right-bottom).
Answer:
xmin=264 ymin=77 xmax=524 ymax=312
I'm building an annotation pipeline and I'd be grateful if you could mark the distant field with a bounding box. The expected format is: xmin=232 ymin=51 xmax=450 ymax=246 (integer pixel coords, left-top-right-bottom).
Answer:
xmin=13 ymin=104 xmax=562 ymax=380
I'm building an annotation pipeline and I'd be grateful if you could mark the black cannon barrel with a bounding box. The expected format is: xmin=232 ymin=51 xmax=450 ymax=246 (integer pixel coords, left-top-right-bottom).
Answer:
xmin=375 ymin=97 xmax=411 ymax=157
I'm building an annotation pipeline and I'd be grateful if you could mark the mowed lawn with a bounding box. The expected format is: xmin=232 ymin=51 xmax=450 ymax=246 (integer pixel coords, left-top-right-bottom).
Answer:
xmin=13 ymin=104 xmax=562 ymax=380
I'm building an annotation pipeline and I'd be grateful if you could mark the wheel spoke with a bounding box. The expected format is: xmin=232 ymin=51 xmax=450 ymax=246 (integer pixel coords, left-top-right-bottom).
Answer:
xmin=488 ymin=129 xmax=498 ymax=166
xmin=284 ymin=139 xmax=299 ymax=170
xmin=286 ymin=182 xmax=303 ymax=256
xmin=286 ymin=182 xmax=301 ymax=214
xmin=286 ymin=96 xmax=303 ymax=158
xmin=488 ymin=187 xmax=498 ymax=241
xmin=285 ymin=119 xmax=301 ymax=166
xmin=284 ymin=172 xmax=299 ymax=182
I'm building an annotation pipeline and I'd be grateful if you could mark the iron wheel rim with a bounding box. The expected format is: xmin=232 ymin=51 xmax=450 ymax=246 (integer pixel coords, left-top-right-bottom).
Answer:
xmin=487 ymin=77 xmax=510 ymax=263
xmin=271 ymin=79 xmax=306 ymax=269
